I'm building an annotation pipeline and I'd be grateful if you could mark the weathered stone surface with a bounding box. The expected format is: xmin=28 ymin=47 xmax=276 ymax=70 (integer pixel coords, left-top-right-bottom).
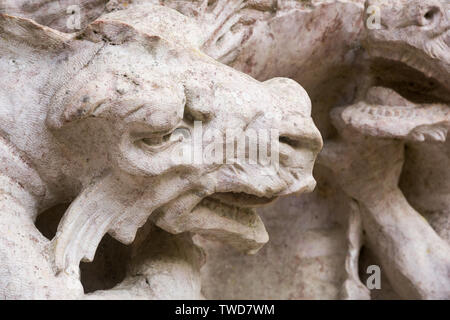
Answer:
xmin=0 ymin=0 xmax=449 ymax=300
xmin=0 ymin=1 xmax=321 ymax=299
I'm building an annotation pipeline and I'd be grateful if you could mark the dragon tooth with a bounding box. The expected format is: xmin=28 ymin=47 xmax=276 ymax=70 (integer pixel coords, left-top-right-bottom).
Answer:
xmin=405 ymin=109 xmax=415 ymax=119
xmin=412 ymin=132 xmax=426 ymax=142
xmin=436 ymin=132 xmax=446 ymax=142
xmin=367 ymin=106 xmax=376 ymax=116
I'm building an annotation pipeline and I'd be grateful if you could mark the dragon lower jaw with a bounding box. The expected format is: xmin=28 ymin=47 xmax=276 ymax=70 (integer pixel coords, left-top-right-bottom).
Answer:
xmin=336 ymin=87 xmax=450 ymax=143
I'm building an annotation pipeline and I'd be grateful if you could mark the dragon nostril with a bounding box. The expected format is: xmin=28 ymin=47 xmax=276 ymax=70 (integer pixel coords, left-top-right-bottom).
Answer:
xmin=280 ymin=133 xmax=323 ymax=152
xmin=422 ymin=7 xmax=440 ymax=24
xmin=279 ymin=136 xmax=300 ymax=148
xmin=424 ymin=11 xmax=434 ymax=20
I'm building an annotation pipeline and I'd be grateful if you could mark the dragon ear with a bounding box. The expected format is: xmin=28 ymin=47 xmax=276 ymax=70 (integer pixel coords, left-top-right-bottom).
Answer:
xmin=80 ymin=3 xmax=203 ymax=49
xmin=0 ymin=13 xmax=71 ymax=52
xmin=46 ymin=4 xmax=201 ymax=130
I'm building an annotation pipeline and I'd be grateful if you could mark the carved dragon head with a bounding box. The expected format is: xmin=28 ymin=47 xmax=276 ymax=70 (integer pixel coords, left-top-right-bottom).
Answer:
xmin=335 ymin=0 xmax=449 ymax=142
xmin=0 ymin=4 xmax=322 ymax=275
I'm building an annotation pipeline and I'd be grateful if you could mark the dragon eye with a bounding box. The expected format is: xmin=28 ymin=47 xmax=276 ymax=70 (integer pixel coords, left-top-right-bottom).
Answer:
xmin=140 ymin=128 xmax=191 ymax=149
xmin=169 ymin=128 xmax=191 ymax=143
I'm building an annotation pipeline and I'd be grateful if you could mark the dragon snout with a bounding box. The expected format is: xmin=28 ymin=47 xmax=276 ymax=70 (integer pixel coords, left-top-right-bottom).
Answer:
xmin=365 ymin=0 xmax=444 ymax=30
xmin=264 ymin=77 xmax=323 ymax=159
xmin=261 ymin=77 xmax=322 ymax=195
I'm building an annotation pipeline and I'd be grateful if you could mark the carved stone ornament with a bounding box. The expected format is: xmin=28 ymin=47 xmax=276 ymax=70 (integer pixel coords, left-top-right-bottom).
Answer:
xmin=0 ymin=0 xmax=448 ymax=300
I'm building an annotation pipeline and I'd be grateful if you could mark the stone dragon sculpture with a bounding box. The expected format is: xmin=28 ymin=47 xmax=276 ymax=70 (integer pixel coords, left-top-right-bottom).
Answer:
xmin=1 ymin=0 xmax=449 ymax=300
xmin=321 ymin=0 xmax=450 ymax=299
xmin=0 ymin=3 xmax=322 ymax=298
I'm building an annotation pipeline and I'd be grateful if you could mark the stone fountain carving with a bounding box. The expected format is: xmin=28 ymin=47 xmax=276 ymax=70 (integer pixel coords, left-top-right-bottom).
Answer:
xmin=0 ymin=2 xmax=321 ymax=299
xmin=0 ymin=0 xmax=449 ymax=300
xmin=321 ymin=0 xmax=450 ymax=299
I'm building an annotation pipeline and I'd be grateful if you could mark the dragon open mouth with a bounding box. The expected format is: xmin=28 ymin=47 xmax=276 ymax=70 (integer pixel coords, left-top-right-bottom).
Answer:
xmin=208 ymin=192 xmax=278 ymax=207
xmin=193 ymin=193 xmax=277 ymax=225
xmin=370 ymin=57 xmax=450 ymax=104
xmin=334 ymin=35 xmax=450 ymax=143
xmin=336 ymin=52 xmax=450 ymax=143
xmin=153 ymin=191 xmax=279 ymax=255
xmin=173 ymin=192 xmax=279 ymax=254
xmin=195 ymin=197 xmax=259 ymax=226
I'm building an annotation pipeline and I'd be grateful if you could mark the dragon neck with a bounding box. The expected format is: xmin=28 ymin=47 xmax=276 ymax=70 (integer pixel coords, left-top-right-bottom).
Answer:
xmin=0 ymin=134 xmax=48 ymax=219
